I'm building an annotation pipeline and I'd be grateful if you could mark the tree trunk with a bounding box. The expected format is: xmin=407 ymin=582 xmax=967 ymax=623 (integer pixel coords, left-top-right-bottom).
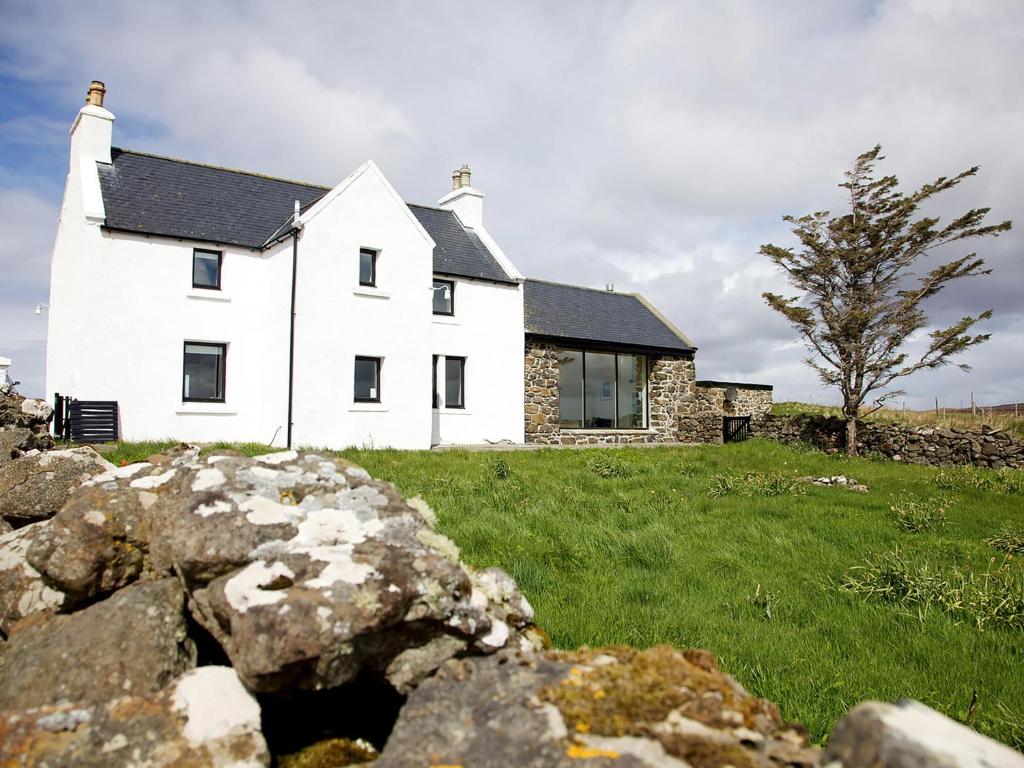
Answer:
xmin=845 ymin=416 xmax=858 ymax=456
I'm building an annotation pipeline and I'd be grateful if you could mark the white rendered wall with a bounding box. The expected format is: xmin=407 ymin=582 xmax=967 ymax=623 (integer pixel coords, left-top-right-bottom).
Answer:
xmin=48 ymin=224 xmax=292 ymax=444
xmin=431 ymin=277 xmax=524 ymax=445
xmin=289 ymin=163 xmax=435 ymax=450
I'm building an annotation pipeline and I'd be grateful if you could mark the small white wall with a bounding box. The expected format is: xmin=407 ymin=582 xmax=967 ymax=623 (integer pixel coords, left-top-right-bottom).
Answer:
xmin=431 ymin=277 xmax=524 ymax=445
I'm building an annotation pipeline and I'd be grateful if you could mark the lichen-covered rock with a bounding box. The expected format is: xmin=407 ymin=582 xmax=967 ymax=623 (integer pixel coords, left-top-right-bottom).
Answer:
xmin=0 ymin=523 xmax=66 ymax=636
xmin=277 ymin=737 xmax=379 ymax=767
xmin=26 ymin=446 xmax=538 ymax=693
xmin=824 ymin=700 xmax=1024 ymax=768
xmin=378 ymin=646 xmax=820 ymax=768
xmin=0 ymin=578 xmax=195 ymax=709
xmin=0 ymin=390 xmax=53 ymax=431
xmin=27 ymin=482 xmax=154 ymax=606
xmin=0 ymin=446 xmax=114 ymax=528
xmin=0 ymin=666 xmax=269 ymax=767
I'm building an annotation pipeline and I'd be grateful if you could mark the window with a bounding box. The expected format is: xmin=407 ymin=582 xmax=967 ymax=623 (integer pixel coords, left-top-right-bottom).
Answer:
xmin=432 ymin=355 xmax=439 ymax=407
xmin=192 ymin=249 xmax=222 ymax=290
xmin=433 ymin=279 xmax=454 ymax=315
xmin=183 ymin=342 xmax=226 ymax=402
xmin=354 ymin=356 xmax=381 ymax=402
xmin=444 ymin=357 xmax=465 ymax=408
xmin=359 ymin=248 xmax=377 ymax=287
xmin=557 ymin=349 xmax=647 ymax=429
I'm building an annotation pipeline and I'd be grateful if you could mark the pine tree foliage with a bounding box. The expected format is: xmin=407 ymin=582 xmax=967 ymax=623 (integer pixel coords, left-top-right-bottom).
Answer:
xmin=761 ymin=146 xmax=1011 ymax=454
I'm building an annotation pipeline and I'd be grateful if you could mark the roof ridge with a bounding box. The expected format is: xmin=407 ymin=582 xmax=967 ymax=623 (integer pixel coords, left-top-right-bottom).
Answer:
xmin=526 ymin=277 xmax=639 ymax=298
xmin=110 ymin=147 xmax=333 ymax=191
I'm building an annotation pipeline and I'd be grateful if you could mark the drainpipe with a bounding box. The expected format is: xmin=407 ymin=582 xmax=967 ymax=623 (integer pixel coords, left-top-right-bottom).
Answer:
xmin=286 ymin=201 xmax=302 ymax=448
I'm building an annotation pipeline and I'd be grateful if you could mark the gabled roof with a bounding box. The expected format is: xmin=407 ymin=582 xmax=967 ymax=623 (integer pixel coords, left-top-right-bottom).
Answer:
xmin=96 ymin=149 xmax=515 ymax=284
xmin=524 ymin=279 xmax=695 ymax=353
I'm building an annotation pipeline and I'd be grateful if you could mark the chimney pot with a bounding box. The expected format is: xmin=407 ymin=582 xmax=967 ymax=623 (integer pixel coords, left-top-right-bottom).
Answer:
xmin=85 ymin=80 xmax=106 ymax=107
xmin=451 ymin=169 xmax=462 ymax=190
xmin=459 ymin=164 xmax=471 ymax=188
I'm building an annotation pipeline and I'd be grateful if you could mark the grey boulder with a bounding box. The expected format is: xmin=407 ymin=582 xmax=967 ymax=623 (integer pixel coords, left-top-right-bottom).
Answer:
xmin=0 ymin=578 xmax=195 ymax=709
xmin=0 ymin=446 xmax=114 ymax=527
xmin=378 ymin=645 xmax=820 ymax=768
xmin=825 ymin=700 xmax=1024 ymax=768
xmin=0 ymin=522 xmax=67 ymax=636
xmin=0 ymin=666 xmax=269 ymax=767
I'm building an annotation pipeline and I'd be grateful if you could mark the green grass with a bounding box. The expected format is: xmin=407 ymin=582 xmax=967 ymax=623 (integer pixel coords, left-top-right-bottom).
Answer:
xmin=98 ymin=438 xmax=1024 ymax=747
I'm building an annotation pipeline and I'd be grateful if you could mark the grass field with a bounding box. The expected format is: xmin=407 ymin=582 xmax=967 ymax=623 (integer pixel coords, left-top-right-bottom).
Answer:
xmin=104 ymin=439 xmax=1024 ymax=747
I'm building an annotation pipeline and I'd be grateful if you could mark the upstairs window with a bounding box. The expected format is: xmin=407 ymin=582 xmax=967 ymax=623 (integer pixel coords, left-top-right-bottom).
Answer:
xmin=193 ymin=249 xmax=222 ymax=290
xmin=444 ymin=357 xmax=465 ymax=409
xmin=359 ymin=248 xmax=377 ymax=287
xmin=354 ymin=356 xmax=381 ymax=403
xmin=183 ymin=342 xmax=226 ymax=402
xmin=433 ymin=279 xmax=454 ymax=315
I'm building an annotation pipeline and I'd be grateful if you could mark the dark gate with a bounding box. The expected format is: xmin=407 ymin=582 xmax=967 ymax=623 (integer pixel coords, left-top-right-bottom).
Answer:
xmin=723 ymin=416 xmax=751 ymax=443
xmin=54 ymin=394 xmax=119 ymax=443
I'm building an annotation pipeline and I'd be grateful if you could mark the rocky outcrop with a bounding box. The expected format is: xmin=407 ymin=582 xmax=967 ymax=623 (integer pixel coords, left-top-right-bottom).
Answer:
xmin=378 ymin=646 xmax=819 ymax=768
xmin=0 ymin=447 xmax=114 ymax=528
xmin=0 ymin=389 xmax=54 ymax=460
xmin=752 ymin=414 xmax=1024 ymax=468
xmin=825 ymin=700 xmax=1024 ymax=768
xmin=0 ymin=579 xmax=195 ymax=710
xmin=23 ymin=447 xmax=538 ymax=694
xmin=0 ymin=666 xmax=269 ymax=767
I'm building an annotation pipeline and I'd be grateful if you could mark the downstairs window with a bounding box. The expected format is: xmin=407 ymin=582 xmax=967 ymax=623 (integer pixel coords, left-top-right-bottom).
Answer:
xmin=557 ymin=349 xmax=647 ymax=429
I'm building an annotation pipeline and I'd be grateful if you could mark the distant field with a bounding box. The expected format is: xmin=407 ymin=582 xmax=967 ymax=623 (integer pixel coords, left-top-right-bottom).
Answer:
xmin=773 ymin=400 xmax=1024 ymax=439
xmin=102 ymin=439 xmax=1024 ymax=747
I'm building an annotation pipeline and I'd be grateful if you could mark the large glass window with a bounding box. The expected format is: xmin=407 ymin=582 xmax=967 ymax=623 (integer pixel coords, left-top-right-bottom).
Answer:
xmin=616 ymin=354 xmax=647 ymax=428
xmin=583 ymin=352 xmax=616 ymax=428
xmin=444 ymin=357 xmax=465 ymax=408
xmin=183 ymin=342 xmax=225 ymax=402
xmin=359 ymin=248 xmax=377 ymax=287
xmin=557 ymin=350 xmax=583 ymax=428
xmin=192 ymin=249 xmax=222 ymax=290
xmin=433 ymin=279 xmax=454 ymax=315
xmin=557 ymin=349 xmax=647 ymax=429
xmin=354 ymin=356 xmax=381 ymax=402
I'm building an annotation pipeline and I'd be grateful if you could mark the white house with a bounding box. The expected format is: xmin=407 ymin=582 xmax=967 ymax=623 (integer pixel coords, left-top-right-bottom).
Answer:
xmin=46 ymin=82 xmax=770 ymax=449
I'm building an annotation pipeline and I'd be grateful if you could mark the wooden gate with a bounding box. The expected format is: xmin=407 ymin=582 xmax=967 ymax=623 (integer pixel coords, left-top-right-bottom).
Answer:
xmin=723 ymin=416 xmax=751 ymax=443
xmin=54 ymin=394 xmax=119 ymax=443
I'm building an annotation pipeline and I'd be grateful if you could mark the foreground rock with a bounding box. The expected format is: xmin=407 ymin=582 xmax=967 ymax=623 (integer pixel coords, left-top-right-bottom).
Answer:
xmin=0 ymin=578 xmax=195 ymax=709
xmin=825 ymin=700 xmax=1024 ymax=768
xmin=0 ymin=666 xmax=269 ymax=767
xmin=0 ymin=446 xmax=113 ymax=528
xmin=0 ymin=523 xmax=67 ymax=636
xmin=26 ymin=447 xmax=538 ymax=693
xmin=378 ymin=645 xmax=820 ymax=768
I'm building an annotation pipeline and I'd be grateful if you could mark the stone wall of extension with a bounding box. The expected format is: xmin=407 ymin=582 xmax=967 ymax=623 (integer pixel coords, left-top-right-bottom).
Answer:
xmin=524 ymin=340 xmax=699 ymax=445
xmin=523 ymin=341 xmax=774 ymax=445
xmin=751 ymin=414 xmax=1024 ymax=469
xmin=691 ymin=381 xmax=774 ymax=444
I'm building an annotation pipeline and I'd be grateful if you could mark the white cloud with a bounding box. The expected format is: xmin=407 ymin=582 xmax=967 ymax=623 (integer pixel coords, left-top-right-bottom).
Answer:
xmin=0 ymin=0 xmax=1020 ymax=409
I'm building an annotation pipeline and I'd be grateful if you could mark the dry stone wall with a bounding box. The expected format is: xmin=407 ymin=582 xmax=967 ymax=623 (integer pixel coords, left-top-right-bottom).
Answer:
xmin=752 ymin=414 xmax=1024 ymax=468
xmin=691 ymin=381 xmax=774 ymax=444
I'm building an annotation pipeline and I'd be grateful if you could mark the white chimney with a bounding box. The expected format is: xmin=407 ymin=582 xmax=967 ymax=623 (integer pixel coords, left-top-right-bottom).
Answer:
xmin=70 ymin=80 xmax=114 ymax=164
xmin=437 ymin=164 xmax=484 ymax=230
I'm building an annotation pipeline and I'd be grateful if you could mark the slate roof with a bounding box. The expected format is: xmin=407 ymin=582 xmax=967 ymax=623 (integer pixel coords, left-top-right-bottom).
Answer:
xmin=524 ymin=279 xmax=695 ymax=352
xmin=96 ymin=148 xmax=515 ymax=284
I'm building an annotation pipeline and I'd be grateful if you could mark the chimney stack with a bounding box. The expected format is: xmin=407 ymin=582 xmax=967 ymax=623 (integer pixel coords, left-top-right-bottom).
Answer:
xmin=438 ymin=163 xmax=484 ymax=229
xmin=85 ymin=80 xmax=106 ymax=108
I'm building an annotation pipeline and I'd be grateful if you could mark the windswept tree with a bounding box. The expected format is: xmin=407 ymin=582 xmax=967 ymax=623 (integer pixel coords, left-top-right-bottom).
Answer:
xmin=761 ymin=146 xmax=1011 ymax=455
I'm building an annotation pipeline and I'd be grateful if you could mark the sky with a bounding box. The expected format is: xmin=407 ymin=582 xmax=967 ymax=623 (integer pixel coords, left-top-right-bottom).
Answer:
xmin=1 ymin=0 xmax=1021 ymax=408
